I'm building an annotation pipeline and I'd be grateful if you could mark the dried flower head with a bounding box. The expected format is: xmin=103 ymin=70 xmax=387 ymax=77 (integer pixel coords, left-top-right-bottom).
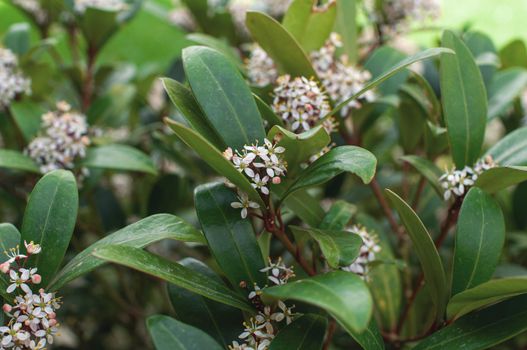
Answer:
xmin=341 ymin=225 xmax=381 ymax=279
xmin=246 ymin=45 xmax=278 ymax=87
xmin=0 ymin=48 xmax=31 ymax=109
xmin=272 ymin=75 xmax=330 ymax=133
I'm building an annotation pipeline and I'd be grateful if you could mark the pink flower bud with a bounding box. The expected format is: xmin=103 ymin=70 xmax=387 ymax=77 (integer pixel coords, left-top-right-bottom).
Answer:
xmin=31 ymin=274 xmax=42 ymax=284
xmin=2 ymin=304 xmax=12 ymax=313
xmin=0 ymin=262 xmax=10 ymax=274
xmin=49 ymin=319 xmax=58 ymax=327
xmin=48 ymin=312 xmax=56 ymax=319
xmin=272 ymin=177 xmax=281 ymax=185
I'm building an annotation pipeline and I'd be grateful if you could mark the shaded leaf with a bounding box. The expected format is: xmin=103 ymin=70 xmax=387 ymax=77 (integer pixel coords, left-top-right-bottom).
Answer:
xmin=0 ymin=224 xmax=21 ymax=264
xmin=319 ymin=200 xmax=355 ymax=230
xmin=486 ymin=127 xmax=527 ymax=166
xmin=0 ymin=149 xmax=39 ymax=174
xmin=487 ymin=68 xmax=527 ymax=120
xmin=401 ymin=155 xmax=443 ymax=197
xmin=474 ymin=166 xmax=527 ymax=193
xmin=83 ymin=144 xmax=157 ymax=175
xmin=335 ymin=0 xmax=358 ymax=63
xmin=254 ymin=94 xmax=284 ymax=128
xmin=269 ymin=314 xmax=327 ymax=350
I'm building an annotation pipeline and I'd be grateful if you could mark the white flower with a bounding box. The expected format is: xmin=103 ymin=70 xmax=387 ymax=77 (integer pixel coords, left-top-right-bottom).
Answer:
xmin=0 ymin=48 xmax=31 ymax=109
xmin=260 ymin=257 xmax=295 ymax=285
xmin=239 ymin=318 xmax=270 ymax=341
xmin=248 ymin=284 xmax=262 ymax=300
xmin=231 ymin=192 xmax=260 ymax=218
xmin=7 ymin=269 xmax=32 ymax=294
xmin=24 ymin=241 xmax=41 ymax=255
xmin=251 ymin=174 xmax=270 ymax=195
xmin=341 ymin=225 xmax=381 ymax=279
xmin=271 ymin=300 xmax=296 ymax=325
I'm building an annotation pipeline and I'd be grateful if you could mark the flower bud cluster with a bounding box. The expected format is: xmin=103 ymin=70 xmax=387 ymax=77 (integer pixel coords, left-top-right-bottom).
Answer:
xmin=341 ymin=225 xmax=381 ymax=279
xmin=26 ymin=102 xmax=91 ymax=174
xmin=373 ymin=0 xmax=441 ymax=36
xmin=0 ymin=242 xmax=62 ymax=349
xmin=246 ymin=45 xmax=278 ymax=88
xmin=0 ymin=48 xmax=31 ymax=109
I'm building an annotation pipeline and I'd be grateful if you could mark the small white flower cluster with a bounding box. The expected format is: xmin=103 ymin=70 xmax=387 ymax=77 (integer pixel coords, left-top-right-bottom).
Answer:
xmin=12 ymin=0 xmax=48 ymax=24
xmin=0 ymin=242 xmax=62 ymax=349
xmin=377 ymin=0 xmax=441 ymax=36
xmin=226 ymin=0 xmax=292 ymax=36
xmin=246 ymin=45 xmax=278 ymax=87
xmin=0 ymin=48 xmax=31 ymax=109
xmin=439 ymin=156 xmax=496 ymax=201
xmin=230 ymin=258 xmax=297 ymax=350
xmin=341 ymin=225 xmax=381 ymax=279
xmin=26 ymin=102 xmax=91 ymax=174
xmin=74 ymin=0 xmax=126 ymax=13
xmin=311 ymin=33 xmax=375 ymax=118
xmin=272 ymin=75 xmax=330 ymax=133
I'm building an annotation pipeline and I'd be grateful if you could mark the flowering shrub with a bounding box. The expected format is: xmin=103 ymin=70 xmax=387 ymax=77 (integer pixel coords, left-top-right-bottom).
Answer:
xmin=2 ymin=0 xmax=527 ymax=349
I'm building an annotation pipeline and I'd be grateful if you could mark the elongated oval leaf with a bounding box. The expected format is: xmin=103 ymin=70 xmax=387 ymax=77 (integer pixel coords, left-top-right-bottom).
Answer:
xmin=278 ymin=189 xmax=325 ymax=227
xmin=168 ymin=258 xmax=243 ymax=347
xmin=183 ymin=46 xmax=265 ymax=151
xmin=440 ymin=30 xmax=487 ymax=168
xmin=364 ymin=46 xmax=408 ymax=96
xmin=165 ymin=119 xmax=264 ymax=207
xmin=21 ymin=170 xmax=78 ymax=284
xmin=162 ymin=78 xmax=225 ymax=149
xmin=290 ymin=226 xmax=362 ymax=268
xmin=94 ymin=245 xmax=252 ymax=312
xmin=487 ymin=68 xmax=527 ymax=119
xmin=263 ymin=271 xmax=373 ymax=333
xmin=486 ymin=127 xmax=527 ymax=166
xmin=474 ymin=166 xmax=527 ymax=193
xmin=0 ymin=224 xmax=21 ymax=264
xmin=319 ymin=200 xmax=355 ymax=230
xmin=186 ymin=33 xmax=244 ymax=70
xmin=0 ymin=149 xmax=39 ymax=173
xmin=254 ymin=94 xmax=284 ymax=128
xmin=83 ymin=144 xmax=157 ymax=175
xmin=147 ymin=315 xmax=223 ymax=350
xmin=281 ymin=146 xmax=377 ymax=201
xmin=329 ymin=48 xmax=454 ymax=117
xmin=245 ymin=11 xmax=317 ymax=78
xmin=48 ymin=214 xmax=204 ymax=290
xmin=401 ymin=155 xmax=443 ymax=197
xmin=451 ymin=187 xmax=505 ymax=296
xmin=447 ymin=277 xmax=527 ymax=320
xmin=335 ymin=0 xmax=358 ymax=63
xmin=195 ymin=183 xmax=266 ymax=294
xmin=269 ymin=314 xmax=327 ymax=350
xmin=414 ymin=294 xmax=527 ymax=350
xmin=385 ymin=189 xmax=448 ymax=319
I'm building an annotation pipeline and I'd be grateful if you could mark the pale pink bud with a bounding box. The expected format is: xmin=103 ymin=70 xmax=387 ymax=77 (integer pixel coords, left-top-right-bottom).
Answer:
xmin=272 ymin=177 xmax=281 ymax=185
xmin=31 ymin=274 xmax=42 ymax=284
xmin=49 ymin=319 xmax=58 ymax=327
xmin=2 ymin=304 xmax=12 ymax=313
xmin=0 ymin=262 xmax=10 ymax=274
xmin=48 ymin=312 xmax=56 ymax=319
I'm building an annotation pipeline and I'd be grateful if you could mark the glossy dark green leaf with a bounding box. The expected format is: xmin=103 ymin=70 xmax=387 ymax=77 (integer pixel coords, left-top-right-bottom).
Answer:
xmin=269 ymin=314 xmax=327 ymax=350
xmin=346 ymin=319 xmax=385 ymax=350
xmin=0 ymin=149 xmax=40 ymax=174
xmin=162 ymin=78 xmax=225 ymax=149
xmin=254 ymin=94 xmax=284 ymax=128
xmin=414 ymin=294 xmax=527 ymax=350
xmin=500 ymin=39 xmax=527 ymax=69
xmin=474 ymin=166 xmax=527 ymax=193
xmin=0 ymin=224 xmax=21 ymax=264
xmin=290 ymin=226 xmax=362 ymax=268
xmin=168 ymin=258 xmax=242 ymax=347
xmin=80 ymin=7 xmax=118 ymax=48
xmin=8 ymin=101 xmax=45 ymax=142
xmin=194 ymin=183 xmax=266 ymax=294
xmin=487 ymin=68 xmax=527 ymax=119
xmin=165 ymin=119 xmax=264 ymax=207
xmin=401 ymin=155 xmax=443 ymax=197
xmin=282 ymin=0 xmax=337 ymax=52
xmin=183 ymin=46 xmax=265 ymax=151
xmin=83 ymin=144 xmax=157 ymax=175
xmin=245 ymin=11 xmax=317 ymax=78
xmin=186 ymin=33 xmax=244 ymax=71
xmin=94 ymin=245 xmax=252 ymax=312
xmin=486 ymin=127 xmax=527 ymax=166
xmin=385 ymin=190 xmax=448 ymax=318
xmin=396 ymin=91 xmax=427 ymax=152
xmin=48 ymin=214 xmax=204 ymax=290
xmin=447 ymin=278 xmax=527 ymax=320
xmin=464 ymin=31 xmax=497 ymax=87
xmin=440 ymin=30 xmax=487 ymax=168
xmin=319 ymin=200 xmax=355 ymax=230
xmin=452 ymin=187 xmax=505 ymax=296
xmin=364 ymin=46 xmax=407 ymax=96
xmin=281 ymin=146 xmax=377 ymax=200
xmin=4 ymin=23 xmax=30 ymax=55
xmin=335 ymin=0 xmax=358 ymax=63
xmin=147 ymin=315 xmax=223 ymax=350
xmin=281 ymin=189 xmax=325 ymax=227
xmin=263 ymin=271 xmax=373 ymax=333
xmin=330 ymin=47 xmax=453 ymax=118
xmin=20 ymin=170 xmax=78 ymax=284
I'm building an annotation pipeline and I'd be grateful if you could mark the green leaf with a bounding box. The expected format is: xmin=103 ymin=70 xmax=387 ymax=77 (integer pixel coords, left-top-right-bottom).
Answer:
xmin=500 ymin=39 xmax=527 ymax=69
xmin=21 ymin=170 xmax=78 ymax=284
xmin=347 ymin=320 xmax=385 ymax=350
xmin=82 ymin=144 xmax=157 ymax=175
xmin=269 ymin=314 xmax=327 ymax=350
xmin=165 ymin=119 xmax=264 ymax=207
xmin=396 ymin=91 xmax=427 ymax=152
xmin=245 ymin=11 xmax=317 ymax=78
xmin=8 ymin=101 xmax=45 ymax=142
xmin=0 ymin=223 xmax=21 ymax=264
xmin=401 ymin=155 xmax=443 ymax=197
xmin=147 ymin=315 xmax=223 ymax=350
xmin=0 ymin=149 xmax=39 ymax=173
xmin=335 ymin=0 xmax=358 ymax=63
xmin=414 ymin=294 xmax=527 ymax=350
xmin=194 ymin=183 xmax=266 ymax=294
xmin=281 ymin=146 xmax=377 ymax=201
xmin=290 ymin=226 xmax=362 ymax=268
xmin=80 ymin=7 xmax=118 ymax=48
xmin=364 ymin=46 xmax=408 ymax=96
xmin=281 ymin=190 xmax=325 ymax=227
xmin=48 ymin=214 xmax=204 ymax=290
xmin=167 ymin=258 xmax=242 ymax=348
xmin=319 ymin=200 xmax=355 ymax=230
xmin=440 ymin=30 xmax=488 ymax=168
xmin=162 ymin=78 xmax=225 ymax=149
xmin=94 ymin=245 xmax=252 ymax=312
xmin=487 ymin=68 xmax=527 ymax=120
xmin=486 ymin=127 xmax=527 ymax=166
xmin=267 ymin=125 xmax=330 ymax=176
xmin=263 ymin=271 xmax=373 ymax=333
xmin=182 ymin=46 xmax=265 ymax=151
xmin=330 ymin=47 xmax=454 ymax=118
xmin=385 ymin=189 xmax=448 ymax=319
xmin=4 ymin=23 xmax=30 ymax=55
xmin=186 ymin=33 xmax=244 ymax=71
xmin=451 ymin=187 xmax=505 ymax=296
xmin=282 ymin=0 xmax=337 ymax=52
xmin=447 ymin=278 xmax=527 ymax=320
xmin=464 ymin=31 xmax=498 ymax=88
xmin=474 ymin=166 xmax=527 ymax=193
xmin=254 ymin=94 xmax=284 ymax=128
